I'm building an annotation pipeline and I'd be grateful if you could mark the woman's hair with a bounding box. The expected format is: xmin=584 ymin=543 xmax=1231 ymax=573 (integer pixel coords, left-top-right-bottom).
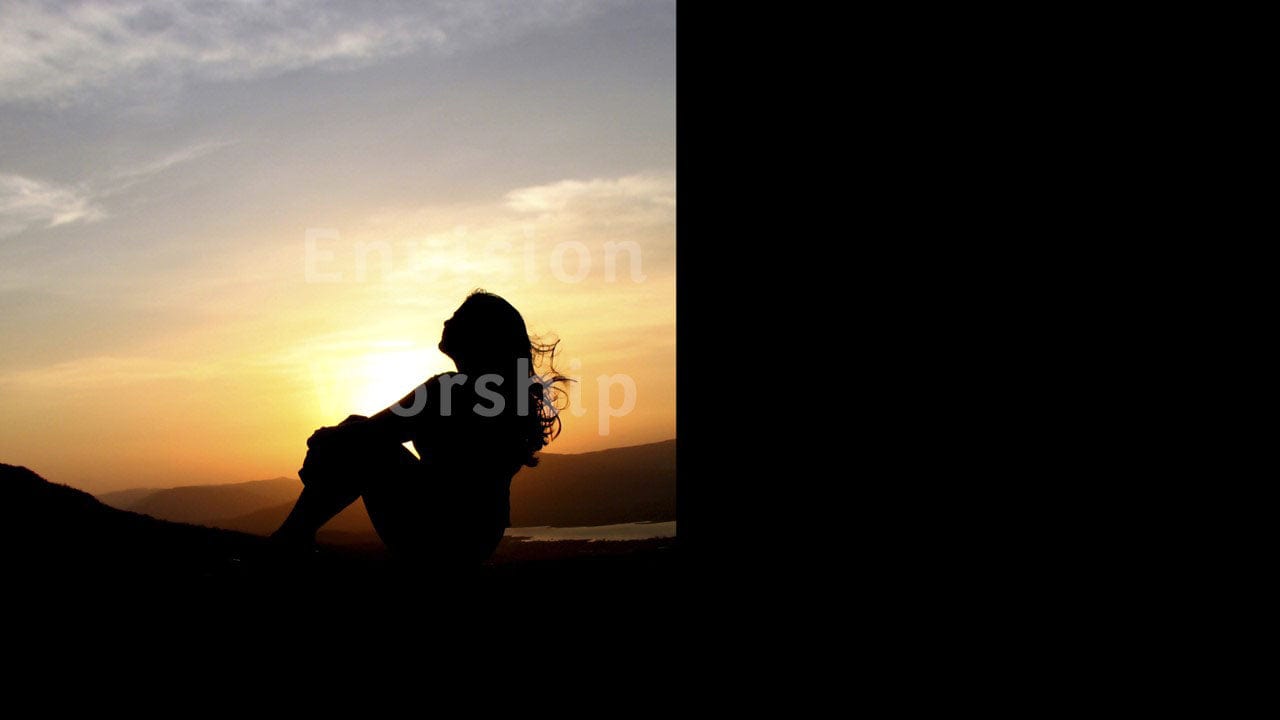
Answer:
xmin=449 ymin=289 xmax=571 ymax=467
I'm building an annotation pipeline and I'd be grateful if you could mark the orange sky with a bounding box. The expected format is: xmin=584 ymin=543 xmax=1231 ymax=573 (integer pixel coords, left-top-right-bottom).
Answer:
xmin=0 ymin=177 xmax=676 ymax=492
xmin=0 ymin=3 xmax=675 ymax=493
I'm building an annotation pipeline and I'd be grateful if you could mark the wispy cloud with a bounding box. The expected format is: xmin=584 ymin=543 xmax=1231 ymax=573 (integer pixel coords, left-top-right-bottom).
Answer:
xmin=111 ymin=139 xmax=236 ymax=185
xmin=0 ymin=173 xmax=104 ymax=237
xmin=0 ymin=0 xmax=603 ymax=104
xmin=336 ymin=172 xmax=677 ymax=292
xmin=504 ymin=173 xmax=676 ymax=214
xmin=0 ymin=354 xmax=217 ymax=388
xmin=0 ymin=139 xmax=231 ymax=237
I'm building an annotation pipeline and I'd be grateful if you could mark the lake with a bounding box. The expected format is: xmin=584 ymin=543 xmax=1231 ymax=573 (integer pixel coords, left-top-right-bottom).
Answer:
xmin=505 ymin=521 xmax=676 ymax=542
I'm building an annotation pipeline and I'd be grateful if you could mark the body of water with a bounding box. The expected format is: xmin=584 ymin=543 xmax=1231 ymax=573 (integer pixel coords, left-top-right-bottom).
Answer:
xmin=505 ymin=521 xmax=676 ymax=542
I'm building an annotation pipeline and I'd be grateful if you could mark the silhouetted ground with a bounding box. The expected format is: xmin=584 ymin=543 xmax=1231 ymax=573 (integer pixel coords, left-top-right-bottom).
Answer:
xmin=1 ymin=463 xmax=681 ymax=603
xmin=2 ymin=464 xmax=696 ymax=656
xmin=93 ymin=440 xmax=677 ymax=540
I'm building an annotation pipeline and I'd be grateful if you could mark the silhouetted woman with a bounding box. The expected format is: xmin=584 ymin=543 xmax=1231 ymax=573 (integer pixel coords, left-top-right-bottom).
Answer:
xmin=272 ymin=290 xmax=569 ymax=569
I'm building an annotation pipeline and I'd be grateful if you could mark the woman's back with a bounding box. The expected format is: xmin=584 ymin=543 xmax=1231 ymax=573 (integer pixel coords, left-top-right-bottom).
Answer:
xmin=353 ymin=373 xmax=525 ymax=565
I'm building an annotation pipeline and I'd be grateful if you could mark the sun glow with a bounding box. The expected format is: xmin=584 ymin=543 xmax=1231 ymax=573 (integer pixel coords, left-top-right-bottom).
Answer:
xmin=0 ymin=3 xmax=676 ymax=494
xmin=303 ymin=343 xmax=452 ymax=422
xmin=348 ymin=346 xmax=450 ymax=417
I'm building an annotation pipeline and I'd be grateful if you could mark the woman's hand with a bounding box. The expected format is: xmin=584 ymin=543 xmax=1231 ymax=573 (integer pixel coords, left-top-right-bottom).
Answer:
xmin=306 ymin=415 xmax=370 ymax=449
xmin=306 ymin=426 xmax=339 ymax=449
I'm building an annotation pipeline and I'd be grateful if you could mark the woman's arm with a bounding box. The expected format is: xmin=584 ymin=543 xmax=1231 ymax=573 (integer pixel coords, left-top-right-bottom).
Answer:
xmin=306 ymin=374 xmax=444 ymax=448
xmin=362 ymin=374 xmax=444 ymax=443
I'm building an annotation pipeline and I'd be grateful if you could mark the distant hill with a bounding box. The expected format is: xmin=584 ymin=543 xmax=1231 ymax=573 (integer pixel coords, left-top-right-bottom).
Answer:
xmin=99 ymin=477 xmax=299 ymax=525
xmin=215 ymin=498 xmax=376 ymax=540
xmin=511 ymin=439 xmax=676 ymax=527
xmin=94 ymin=440 xmax=676 ymax=541
xmin=94 ymin=487 xmax=156 ymax=509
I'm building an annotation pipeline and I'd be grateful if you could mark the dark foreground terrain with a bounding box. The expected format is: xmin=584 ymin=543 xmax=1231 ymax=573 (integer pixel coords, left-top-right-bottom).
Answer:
xmin=1 ymin=463 xmax=682 ymax=608
xmin=93 ymin=439 xmax=678 ymax=543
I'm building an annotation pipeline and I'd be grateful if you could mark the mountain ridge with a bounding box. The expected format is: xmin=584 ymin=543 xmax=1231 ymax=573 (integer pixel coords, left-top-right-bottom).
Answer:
xmin=97 ymin=476 xmax=295 ymax=509
xmin=86 ymin=439 xmax=676 ymax=539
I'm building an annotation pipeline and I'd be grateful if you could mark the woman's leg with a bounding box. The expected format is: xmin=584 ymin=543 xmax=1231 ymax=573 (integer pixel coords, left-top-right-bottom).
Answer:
xmin=271 ymin=485 xmax=361 ymax=544
xmin=359 ymin=446 xmax=426 ymax=552
xmin=271 ymin=416 xmax=408 ymax=545
xmin=364 ymin=465 xmax=505 ymax=570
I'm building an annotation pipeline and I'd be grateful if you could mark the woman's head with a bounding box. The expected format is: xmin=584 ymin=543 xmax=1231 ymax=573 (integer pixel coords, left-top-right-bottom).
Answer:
xmin=439 ymin=289 xmax=570 ymax=466
xmin=438 ymin=291 xmax=531 ymax=371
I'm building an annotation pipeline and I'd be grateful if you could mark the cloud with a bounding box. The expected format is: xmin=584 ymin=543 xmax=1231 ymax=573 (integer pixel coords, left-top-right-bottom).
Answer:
xmin=0 ymin=355 xmax=216 ymax=388
xmin=0 ymin=173 xmax=104 ymax=237
xmin=0 ymin=0 xmax=603 ymax=104
xmin=335 ymin=172 xmax=676 ymax=291
xmin=504 ymin=173 xmax=676 ymax=214
xmin=111 ymin=139 xmax=236 ymax=184
xmin=1 ymin=139 xmax=230 ymax=237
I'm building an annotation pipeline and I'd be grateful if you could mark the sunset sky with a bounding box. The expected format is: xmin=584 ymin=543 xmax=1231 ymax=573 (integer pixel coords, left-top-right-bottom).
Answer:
xmin=0 ymin=1 xmax=676 ymax=493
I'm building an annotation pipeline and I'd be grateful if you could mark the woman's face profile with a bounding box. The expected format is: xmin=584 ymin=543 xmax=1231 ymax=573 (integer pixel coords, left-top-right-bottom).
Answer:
xmin=439 ymin=302 xmax=472 ymax=358
xmin=437 ymin=292 xmax=526 ymax=367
